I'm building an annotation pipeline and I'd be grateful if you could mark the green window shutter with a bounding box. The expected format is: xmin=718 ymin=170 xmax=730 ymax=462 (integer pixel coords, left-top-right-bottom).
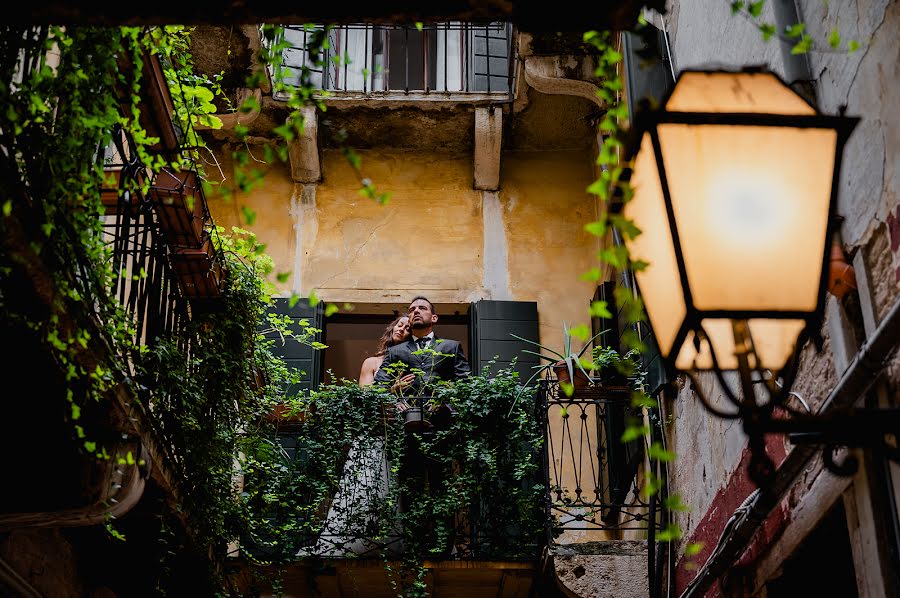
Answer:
xmin=265 ymin=297 xmax=324 ymax=393
xmin=469 ymin=300 xmax=539 ymax=383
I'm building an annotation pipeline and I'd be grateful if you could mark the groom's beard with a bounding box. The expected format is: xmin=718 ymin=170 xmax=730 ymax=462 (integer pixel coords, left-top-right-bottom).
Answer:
xmin=411 ymin=320 xmax=429 ymax=329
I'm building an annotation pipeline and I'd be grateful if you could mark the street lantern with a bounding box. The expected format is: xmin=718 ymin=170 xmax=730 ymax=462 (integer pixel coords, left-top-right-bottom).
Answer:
xmin=624 ymin=69 xmax=858 ymax=374
xmin=620 ymin=68 xmax=879 ymax=488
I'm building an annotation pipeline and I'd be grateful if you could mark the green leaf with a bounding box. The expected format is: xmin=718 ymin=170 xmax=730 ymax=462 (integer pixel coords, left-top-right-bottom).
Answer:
xmin=848 ymin=40 xmax=860 ymax=53
xmin=586 ymin=179 xmax=609 ymax=200
xmin=1 ymin=200 xmax=11 ymax=216
xmin=631 ymin=392 xmax=656 ymax=408
xmin=657 ymin=523 xmax=683 ymax=542
xmin=276 ymin=271 xmax=291 ymax=283
xmin=415 ymin=22 xmax=423 ymax=31
xmin=308 ymin=289 xmax=319 ymax=307
xmin=610 ymin=214 xmax=641 ymax=240
xmin=324 ymin=303 xmax=339 ymax=317
xmin=580 ymin=268 xmax=602 ymax=282
xmin=648 ymin=442 xmax=676 ymax=462
xmin=598 ymin=245 xmax=629 ymax=269
xmin=730 ymin=1 xmax=745 ymax=14
xmin=589 ymin=300 xmax=612 ymax=319
xmin=748 ymin=0 xmax=764 ymax=17
xmin=758 ymin=23 xmax=777 ymax=41
xmin=621 ymin=424 xmax=650 ymax=442
xmin=241 ymin=205 xmax=257 ymax=226
xmin=663 ymin=495 xmax=691 ymax=512
xmin=784 ymin=22 xmax=805 ymax=38
xmin=569 ymin=323 xmax=591 ymax=343
xmin=828 ymin=28 xmax=841 ymax=49
xmin=685 ymin=542 xmax=704 ymax=556
xmin=791 ymin=34 xmax=813 ymax=54
xmin=584 ymin=220 xmax=608 ymax=237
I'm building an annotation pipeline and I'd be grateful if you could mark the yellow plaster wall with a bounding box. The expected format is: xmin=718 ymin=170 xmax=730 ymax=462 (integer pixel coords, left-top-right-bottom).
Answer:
xmin=306 ymin=150 xmax=484 ymax=305
xmin=500 ymin=150 xmax=600 ymax=351
xmin=207 ymin=146 xmax=601 ymax=353
xmin=205 ymin=148 xmax=298 ymax=293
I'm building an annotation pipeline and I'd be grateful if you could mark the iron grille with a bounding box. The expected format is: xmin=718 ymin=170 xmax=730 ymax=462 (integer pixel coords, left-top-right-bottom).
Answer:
xmin=277 ymin=23 xmax=515 ymax=97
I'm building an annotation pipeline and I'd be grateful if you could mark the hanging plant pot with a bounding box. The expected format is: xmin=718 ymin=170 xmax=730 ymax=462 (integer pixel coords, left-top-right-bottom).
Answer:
xmin=403 ymin=407 xmax=433 ymax=431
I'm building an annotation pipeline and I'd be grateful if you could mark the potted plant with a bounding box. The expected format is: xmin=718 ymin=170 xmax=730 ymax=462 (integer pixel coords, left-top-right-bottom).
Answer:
xmin=511 ymin=322 xmax=605 ymax=393
xmin=590 ymin=345 xmax=640 ymax=387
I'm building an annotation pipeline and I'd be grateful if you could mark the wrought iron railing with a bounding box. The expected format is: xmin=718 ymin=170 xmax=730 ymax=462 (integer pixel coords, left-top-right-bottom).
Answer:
xmin=100 ymin=125 xmax=223 ymax=356
xmin=277 ymin=22 xmax=515 ymax=97
xmin=539 ymin=378 xmax=661 ymax=541
xmin=242 ymin=377 xmax=544 ymax=563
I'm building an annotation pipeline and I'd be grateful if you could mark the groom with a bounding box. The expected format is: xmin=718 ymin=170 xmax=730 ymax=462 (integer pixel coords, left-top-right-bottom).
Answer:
xmin=374 ymin=296 xmax=471 ymax=397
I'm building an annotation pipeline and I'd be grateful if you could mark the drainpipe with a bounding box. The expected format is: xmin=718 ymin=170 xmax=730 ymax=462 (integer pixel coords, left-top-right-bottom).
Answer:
xmin=680 ymin=293 xmax=900 ymax=598
xmin=0 ymin=441 xmax=150 ymax=530
xmin=772 ymin=0 xmax=816 ymax=103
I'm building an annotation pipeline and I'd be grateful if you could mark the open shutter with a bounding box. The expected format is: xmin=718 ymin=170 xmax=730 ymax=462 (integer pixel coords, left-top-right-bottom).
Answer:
xmin=266 ymin=297 xmax=324 ymax=394
xmin=468 ymin=300 xmax=539 ymax=383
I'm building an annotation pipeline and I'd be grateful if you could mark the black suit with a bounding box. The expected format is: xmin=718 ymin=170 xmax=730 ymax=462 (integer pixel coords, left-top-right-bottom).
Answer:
xmin=373 ymin=336 xmax=471 ymax=395
xmin=374 ymin=335 xmax=469 ymax=549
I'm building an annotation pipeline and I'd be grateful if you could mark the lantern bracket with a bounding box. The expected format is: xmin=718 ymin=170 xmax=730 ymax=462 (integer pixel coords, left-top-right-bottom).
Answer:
xmin=684 ymin=319 xmax=900 ymax=490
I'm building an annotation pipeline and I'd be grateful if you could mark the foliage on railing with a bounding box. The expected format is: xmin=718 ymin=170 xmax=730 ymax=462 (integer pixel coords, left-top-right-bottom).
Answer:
xmin=237 ymin=366 xmax=544 ymax=597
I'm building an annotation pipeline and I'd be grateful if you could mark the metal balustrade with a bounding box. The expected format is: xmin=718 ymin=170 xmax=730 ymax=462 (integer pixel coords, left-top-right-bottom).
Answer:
xmin=277 ymin=22 xmax=515 ymax=98
xmin=539 ymin=379 xmax=661 ymax=541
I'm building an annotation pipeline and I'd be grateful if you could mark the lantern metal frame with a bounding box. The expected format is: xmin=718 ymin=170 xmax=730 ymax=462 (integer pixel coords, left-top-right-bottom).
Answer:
xmin=619 ymin=67 xmax=900 ymax=490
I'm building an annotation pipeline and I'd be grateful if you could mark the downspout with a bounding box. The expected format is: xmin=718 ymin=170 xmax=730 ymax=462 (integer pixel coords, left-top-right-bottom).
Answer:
xmin=0 ymin=441 xmax=150 ymax=530
xmin=772 ymin=0 xmax=816 ymax=101
xmin=681 ymin=293 xmax=900 ymax=598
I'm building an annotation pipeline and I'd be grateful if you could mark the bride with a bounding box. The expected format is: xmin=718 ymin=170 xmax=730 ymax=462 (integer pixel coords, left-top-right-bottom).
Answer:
xmin=310 ymin=315 xmax=410 ymax=557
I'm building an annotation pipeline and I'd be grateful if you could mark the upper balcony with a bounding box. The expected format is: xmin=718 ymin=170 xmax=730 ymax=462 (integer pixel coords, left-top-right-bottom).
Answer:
xmin=276 ymin=23 xmax=515 ymax=103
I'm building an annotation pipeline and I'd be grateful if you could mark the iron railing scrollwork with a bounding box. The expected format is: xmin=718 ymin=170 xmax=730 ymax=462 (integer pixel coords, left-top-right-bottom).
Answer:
xmin=538 ymin=379 xmax=662 ymax=542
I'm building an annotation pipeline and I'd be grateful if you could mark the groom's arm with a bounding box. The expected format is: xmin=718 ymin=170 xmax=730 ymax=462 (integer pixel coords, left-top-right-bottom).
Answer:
xmin=453 ymin=342 xmax=471 ymax=380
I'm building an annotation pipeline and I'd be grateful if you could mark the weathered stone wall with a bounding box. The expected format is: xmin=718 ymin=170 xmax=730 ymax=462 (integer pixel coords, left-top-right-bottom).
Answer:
xmin=553 ymin=541 xmax=649 ymax=598
xmin=661 ymin=0 xmax=900 ymax=594
xmin=207 ymin=146 xmax=600 ymax=353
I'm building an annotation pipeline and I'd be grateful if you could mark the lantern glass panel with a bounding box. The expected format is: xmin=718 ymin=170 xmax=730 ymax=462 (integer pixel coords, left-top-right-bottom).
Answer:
xmin=658 ymin=123 xmax=837 ymax=312
xmin=626 ymin=132 xmax=686 ymax=358
xmin=665 ymin=71 xmax=816 ymax=115
xmin=675 ymin=318 xmax=806 ymax=370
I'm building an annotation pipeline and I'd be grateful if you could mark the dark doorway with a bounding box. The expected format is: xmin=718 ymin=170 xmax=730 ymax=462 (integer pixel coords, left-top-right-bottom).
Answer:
xmin=321 ymin=303 xmax=470 ymax=385
xmin=766 ymin=498 xmax=858 ymax=597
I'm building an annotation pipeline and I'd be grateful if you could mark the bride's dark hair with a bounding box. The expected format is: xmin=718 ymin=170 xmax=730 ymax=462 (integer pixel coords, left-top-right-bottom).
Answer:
xmin=375 ymin=315 xmax=410 ymax=357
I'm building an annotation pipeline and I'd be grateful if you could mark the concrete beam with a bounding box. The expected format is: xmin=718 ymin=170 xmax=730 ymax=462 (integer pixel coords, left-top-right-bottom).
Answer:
xmin=474 ymin=106 xmax=502 ymax=191
xmin=288 ymin=106 xmax=320 ymax=183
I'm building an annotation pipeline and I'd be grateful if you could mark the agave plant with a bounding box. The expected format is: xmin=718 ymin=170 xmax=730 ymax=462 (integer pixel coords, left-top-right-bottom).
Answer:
xmin=511 ymin=322 xmax=605 ymax=391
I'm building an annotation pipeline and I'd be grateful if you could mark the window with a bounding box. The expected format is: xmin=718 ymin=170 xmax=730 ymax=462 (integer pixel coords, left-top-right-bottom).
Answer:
xmin=277 ymin=23 xmax=514 ymax=96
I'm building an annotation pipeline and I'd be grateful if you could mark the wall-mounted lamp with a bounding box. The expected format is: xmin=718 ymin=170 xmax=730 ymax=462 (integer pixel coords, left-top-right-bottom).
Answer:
xmin=621 ymin=68 xmax=898 ymax=488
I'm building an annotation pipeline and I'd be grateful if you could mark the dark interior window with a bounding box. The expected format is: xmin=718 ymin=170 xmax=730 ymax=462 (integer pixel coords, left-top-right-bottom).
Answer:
xmin=321 ymin=305 xmax=469 ymax=385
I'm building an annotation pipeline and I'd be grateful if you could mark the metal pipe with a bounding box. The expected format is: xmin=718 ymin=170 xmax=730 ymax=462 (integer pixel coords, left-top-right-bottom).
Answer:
xmin=772 ymin=0 xmax=812 ymax=84
xmin=681 ymin=292 xmax=900 ymax=598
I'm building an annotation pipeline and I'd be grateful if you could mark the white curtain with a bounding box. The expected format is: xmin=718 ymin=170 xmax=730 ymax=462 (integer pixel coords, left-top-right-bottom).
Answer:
xmin=435 ymin=23 xmax=463 ymax=91
xmin=332 ymin=27 xmax=374 ymax=91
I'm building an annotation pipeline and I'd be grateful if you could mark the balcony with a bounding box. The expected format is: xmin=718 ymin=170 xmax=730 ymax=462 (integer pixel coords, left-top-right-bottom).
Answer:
xmin=277 ymin=23 xmax=515 ymax=101
xmin=231 ymin=369 xmax=658 ymax=596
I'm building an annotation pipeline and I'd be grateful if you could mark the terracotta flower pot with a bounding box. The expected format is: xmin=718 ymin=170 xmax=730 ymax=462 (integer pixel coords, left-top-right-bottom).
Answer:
xmin=553 ymin=361 xmax=590 ymax=388
xmin=827 ymin=241 xmax=856 ymax=300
